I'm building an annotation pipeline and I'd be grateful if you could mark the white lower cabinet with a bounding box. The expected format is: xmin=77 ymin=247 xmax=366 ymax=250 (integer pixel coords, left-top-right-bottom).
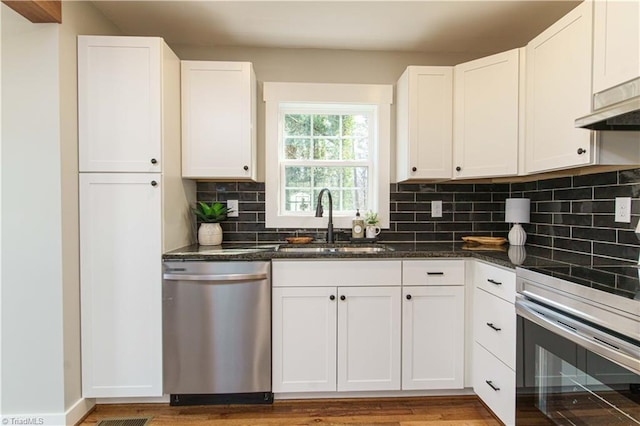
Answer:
xmin=273 ymin=259 xmax=467 ymax=395
xmin=272 ymin=287 xmax=337 ymax=393
xmin=272 ymin=260 xmax=402 ymax=393
xmin=80 ymin=173 xmax=163 ymax=397
xmin=473 ymin=342 xmax=516 ymax=426
xmin=338 ymin=286 xmax=401 ymax=391
xmin=402 ymin=285 xmax=465 ymax=390
xmin=472 ymin=262 xmax=516 ymax=425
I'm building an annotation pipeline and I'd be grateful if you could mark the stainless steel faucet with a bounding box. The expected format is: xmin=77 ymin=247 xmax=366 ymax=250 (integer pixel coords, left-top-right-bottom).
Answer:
xmin=315 ymin=188 xmax=334 ymax=243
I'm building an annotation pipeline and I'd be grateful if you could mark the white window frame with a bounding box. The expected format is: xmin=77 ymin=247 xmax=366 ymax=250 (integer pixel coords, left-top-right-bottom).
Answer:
xmin=264 ymin=82 xmax=392 ymax=230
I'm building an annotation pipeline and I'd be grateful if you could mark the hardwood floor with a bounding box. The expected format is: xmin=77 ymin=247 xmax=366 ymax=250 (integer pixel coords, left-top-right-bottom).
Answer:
xmin=78 ymin=396 xmax=502 ymax=425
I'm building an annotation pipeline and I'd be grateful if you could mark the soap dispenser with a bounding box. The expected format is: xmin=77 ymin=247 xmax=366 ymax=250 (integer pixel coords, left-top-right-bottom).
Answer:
xmin=352 ymin=209 xmax=364 ymax=239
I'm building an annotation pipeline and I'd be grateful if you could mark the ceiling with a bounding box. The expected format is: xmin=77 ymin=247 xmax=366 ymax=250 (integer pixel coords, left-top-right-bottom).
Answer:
xmin=91 ymin=1 xmax=582 ymax=55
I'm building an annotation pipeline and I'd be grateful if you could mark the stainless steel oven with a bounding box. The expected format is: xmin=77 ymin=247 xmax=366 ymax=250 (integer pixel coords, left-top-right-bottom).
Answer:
xmin=515 ymin=266 xmax=640 ymax=425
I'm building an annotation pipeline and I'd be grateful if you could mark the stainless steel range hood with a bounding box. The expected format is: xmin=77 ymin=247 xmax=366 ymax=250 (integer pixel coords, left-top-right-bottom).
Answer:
xmin=575 ymin=77 xmax=640 ymax=130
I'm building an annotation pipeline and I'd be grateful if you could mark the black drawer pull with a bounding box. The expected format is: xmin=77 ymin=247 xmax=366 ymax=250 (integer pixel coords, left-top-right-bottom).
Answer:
xmin=486 ymin=380 xmax=500 ymax=391
xmin=340 ymin=295 xmax=346 ymax=301
xmin=329 ymin=295 xmax=335 ymax=301
xmin=487 ymin=279 xmax=502 ymax=285
xmin=427 ymin=272 xmax=444 ymax=276
xmin=486 ymin=322 xmax=501 ymax=331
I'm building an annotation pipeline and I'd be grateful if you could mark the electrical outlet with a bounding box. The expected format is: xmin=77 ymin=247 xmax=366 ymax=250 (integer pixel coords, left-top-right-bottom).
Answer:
xmin=432 ymin=200 xmax=443 ymax=218
xmin=615 ymin=197 xmax=631 ymax=223
xmin=227 ymin=200 xmax=239 ymax=217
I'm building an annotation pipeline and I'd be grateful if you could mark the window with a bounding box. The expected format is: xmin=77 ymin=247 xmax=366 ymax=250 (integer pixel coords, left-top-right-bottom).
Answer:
xmin=264 ymin=83 xmax=392 ymax=229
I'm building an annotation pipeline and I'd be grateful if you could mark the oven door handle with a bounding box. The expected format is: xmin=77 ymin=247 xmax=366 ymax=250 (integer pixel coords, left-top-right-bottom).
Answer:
xmin=516 ymin=297 xmax=640 ymax=376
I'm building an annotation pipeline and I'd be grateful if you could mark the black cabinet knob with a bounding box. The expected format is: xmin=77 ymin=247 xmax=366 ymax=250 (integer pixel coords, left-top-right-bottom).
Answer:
xmin=412 ymin=167 xmax=417 ymax=172
xmin=577 ymin=148 xmax=586 ymax=155
xmin=151 ymin=180 xmax=158 ymax=187
xmin=456 ymin=166 xmax=461 ymax=172
xmin=340 ymin=295 xmax=346 ymax=301
xmin=243 ymin=165 xmax=249 ymax=171
xmin=406 ymin=294 xmax=412 ymax=300
xmin=151 ymin=158 xmax=158 ymax=164
xmin=329 ymin=295 xmax=335 ymax=301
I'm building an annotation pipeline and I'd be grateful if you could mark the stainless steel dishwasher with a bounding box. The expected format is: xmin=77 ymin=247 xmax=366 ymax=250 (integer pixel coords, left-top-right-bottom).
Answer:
xmin=162 ymin=261 xmax=272 ymax=405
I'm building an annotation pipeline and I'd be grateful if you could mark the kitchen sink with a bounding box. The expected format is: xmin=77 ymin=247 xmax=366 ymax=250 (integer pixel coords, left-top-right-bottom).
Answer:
xmin=276 ymin=245 xmax=392 ymax=254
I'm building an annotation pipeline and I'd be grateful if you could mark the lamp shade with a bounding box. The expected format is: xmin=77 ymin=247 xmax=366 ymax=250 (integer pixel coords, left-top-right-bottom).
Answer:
xmin=505 ymin=198 xmax=530 ymax=224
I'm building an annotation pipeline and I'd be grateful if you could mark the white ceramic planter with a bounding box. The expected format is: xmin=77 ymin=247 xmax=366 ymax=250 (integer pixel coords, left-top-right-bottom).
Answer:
xmin=198 ymin=222 xmax=223 ymax=246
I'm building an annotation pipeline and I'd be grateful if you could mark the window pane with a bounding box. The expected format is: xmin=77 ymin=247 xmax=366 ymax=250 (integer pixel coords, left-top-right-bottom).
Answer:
xmin=341 ymin=188 xmax=368 ymax=211
xmin=285 ymin=189 xmax=312 ymax=212
xmin=341 ymin=167 xmax=368 ymax=188
xmin=313 ymin=115 xmax=340 ymax=136
xmin=284 ymin=138 xmax=311 ymax=159
xmin=342 ymin=114 xmax=368 ymax=137
xmin=284 ymin=166 xmax=311 ymax=187
xmin=285 ymin=114 xmax=311 ymax=136
xmin=313 ymin=138 xmax=340 ymax=160
xmin=312 ymin=167 xmax=341 ymax=188
xmin=342 ymin=138 xmax=368 ymax=160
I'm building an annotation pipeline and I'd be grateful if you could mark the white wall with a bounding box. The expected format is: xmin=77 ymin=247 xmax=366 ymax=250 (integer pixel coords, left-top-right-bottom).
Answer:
xmin=1 ymin=3 xmax=64 ymax=417
xmin=57 ymin=1 xmax=122 ymax=413
xmin=1 ymin=1 xmax=121 ymax=423
xmin=174 ymin=45 xmax=478 ymax=181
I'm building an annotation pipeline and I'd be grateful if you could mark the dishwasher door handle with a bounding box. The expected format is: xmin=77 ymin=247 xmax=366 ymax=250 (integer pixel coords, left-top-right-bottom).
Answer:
xmin=163 ymin=272 xmax=268 ymax=282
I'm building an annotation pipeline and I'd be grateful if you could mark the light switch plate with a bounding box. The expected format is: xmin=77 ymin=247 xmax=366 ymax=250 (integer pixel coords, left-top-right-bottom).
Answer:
xmin=227 ymin=200 xmax=239 ymax=217
xmin=432 ymin=200 xmax=443 ymax=218
xmin=615 ymin=197 xmax=631 ymax=223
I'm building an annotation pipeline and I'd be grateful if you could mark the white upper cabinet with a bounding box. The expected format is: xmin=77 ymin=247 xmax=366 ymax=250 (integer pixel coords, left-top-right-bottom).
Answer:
xmin=525 ymin=2 xmax=594 ymax=174
xmin=453 ymin=49 xmax=521 ymax=179
xmin=181 ymin=61 xmax=257 ymax=180
xmin=78 ymin=36 xmax=163 ymax=173
xmin=396 ymin=66 xmax=453 ymax=181
xmin=592 ymin=0 xmax=640 ymax=93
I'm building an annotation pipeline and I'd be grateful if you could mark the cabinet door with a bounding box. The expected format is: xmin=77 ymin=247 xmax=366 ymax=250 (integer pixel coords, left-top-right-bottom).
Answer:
xmin=80 ymin=173 xmax=162 ymax=397
xmin=396 ymin=66 xmax=453 ymax=181
xmin=402 ymin=286 xmax=465 ymax=390
xmin=337 ymin=286 xmax=401 ymax=391
xmin=453 ymin=49 xmax=520 ymax=179
xmin=78 ymin=36 xmax=162 ymax=173
xmin=593 ymin=0 xmax=640 ymax=93
xmin=182 ymin=61 xmax=256 ymax=180
xmin=525 ymin=2 xmax=593 ymax=174
xmin=272 ymin=287 xmax=337 ymax=393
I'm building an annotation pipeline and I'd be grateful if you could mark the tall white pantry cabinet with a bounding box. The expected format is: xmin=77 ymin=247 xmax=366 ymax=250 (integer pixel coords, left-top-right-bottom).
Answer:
xmin=78 ymin=36 xmax=194 ymax=398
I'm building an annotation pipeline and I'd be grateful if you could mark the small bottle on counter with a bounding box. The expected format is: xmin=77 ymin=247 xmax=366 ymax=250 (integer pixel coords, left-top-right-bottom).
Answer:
xmin=352 ymin=209 xmax=364 ymax=239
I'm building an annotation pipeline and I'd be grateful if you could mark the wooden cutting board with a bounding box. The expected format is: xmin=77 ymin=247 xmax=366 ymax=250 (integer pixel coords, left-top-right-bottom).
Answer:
xmin=461 ymin=236 xmax=507 ymax=245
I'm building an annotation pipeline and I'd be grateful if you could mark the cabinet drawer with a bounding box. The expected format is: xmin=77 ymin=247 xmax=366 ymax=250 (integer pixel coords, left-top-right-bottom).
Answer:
xmin=473 ymin=342 xmax=515 ymax=426
xmin=474 ymin=261 xmax=515 ymax=303
xmin=402 ymin=260 xmax=465 ymax=286
xmin=272 ymin=260 xmax=402 ymax=287
xmin=474 ymin=288 xmax=516 ymax=370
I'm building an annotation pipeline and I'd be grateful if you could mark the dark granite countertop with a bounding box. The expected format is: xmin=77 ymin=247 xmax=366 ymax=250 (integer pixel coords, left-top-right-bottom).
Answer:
xmin=163 ymin=242 xmax=560 ymax=270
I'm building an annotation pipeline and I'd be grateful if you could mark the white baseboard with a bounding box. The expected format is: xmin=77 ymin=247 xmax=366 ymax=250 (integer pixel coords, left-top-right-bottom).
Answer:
xmin=96 ymin=395 xmax=170 ymax=404
xmin=66 ymin=397 xmax=96 ymax=425
xmin=0 ymin=398 xmax=95 ymax=426
xmin=275 ymin=388 xmax=476 ymax=400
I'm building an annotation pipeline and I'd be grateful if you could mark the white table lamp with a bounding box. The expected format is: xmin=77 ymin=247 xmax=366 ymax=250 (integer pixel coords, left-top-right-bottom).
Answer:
xmin=505 ymin=198 xmax=530 ymax=246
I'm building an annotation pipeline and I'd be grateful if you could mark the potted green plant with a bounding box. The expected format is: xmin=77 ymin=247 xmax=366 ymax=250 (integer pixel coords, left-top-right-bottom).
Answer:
xmin=364 ymin=210 xmax=381 ymax=239
xmin=364 ymin=210 xmax=379 ymax=226
xmin=192 ymin=201 xmax=232 ymax=245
